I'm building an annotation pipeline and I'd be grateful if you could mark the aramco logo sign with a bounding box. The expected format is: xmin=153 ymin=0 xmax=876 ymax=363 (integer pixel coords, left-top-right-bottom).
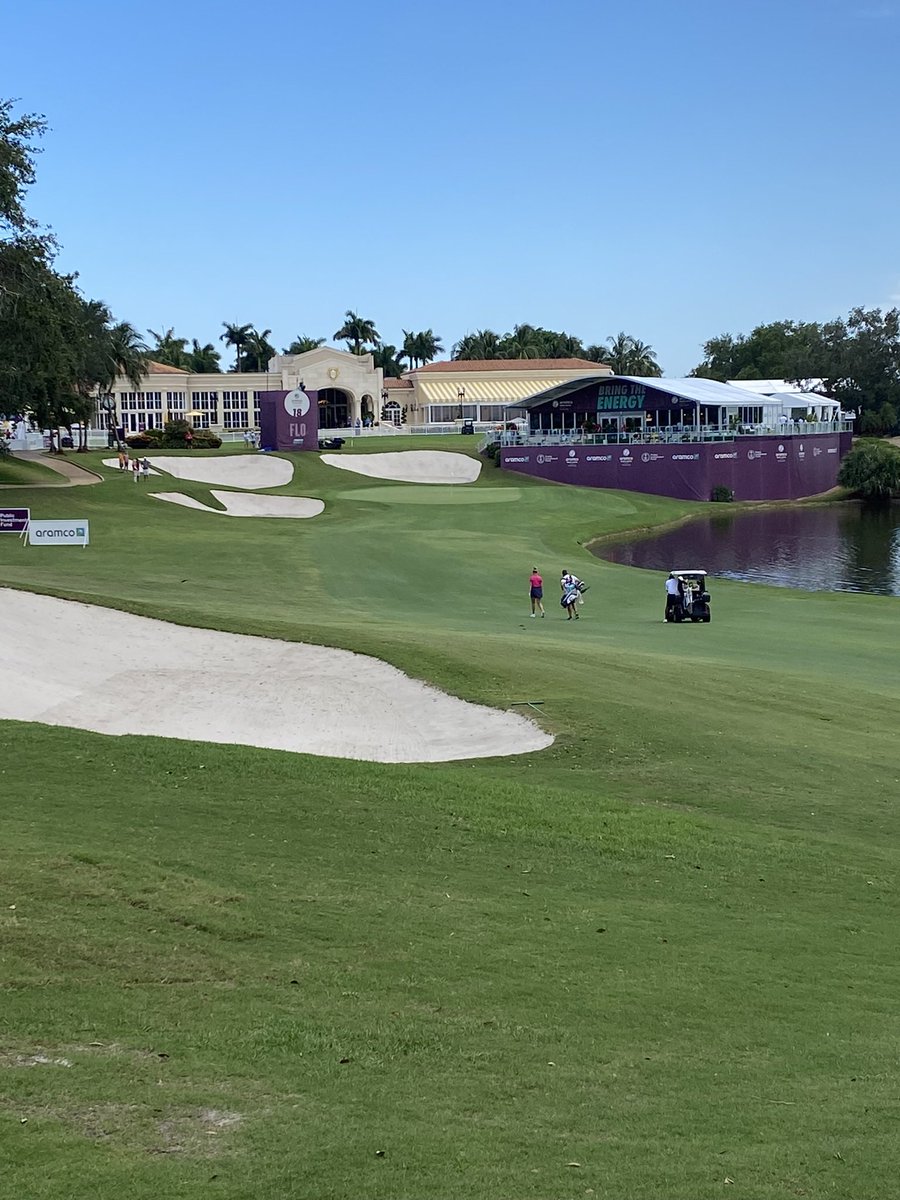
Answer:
xmin=28 ymin=519 xmax=90 ymax=547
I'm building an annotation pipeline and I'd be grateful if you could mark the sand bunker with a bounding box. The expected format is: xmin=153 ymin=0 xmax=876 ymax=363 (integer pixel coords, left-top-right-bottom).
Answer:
xmin=105 ymin=455 xmax=293 ymax=489
xmin=321 ymin=451 xmax=481 ymax=484
xmin=150 ymin=490 xmax=324 ymax=519
xmin=0 ymin=590 xmax=552 ymax=763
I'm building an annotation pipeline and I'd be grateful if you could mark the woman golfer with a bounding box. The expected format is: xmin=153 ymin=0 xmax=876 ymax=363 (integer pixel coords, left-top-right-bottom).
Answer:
xmin=529 ymin=568 xmax=545 ymax=617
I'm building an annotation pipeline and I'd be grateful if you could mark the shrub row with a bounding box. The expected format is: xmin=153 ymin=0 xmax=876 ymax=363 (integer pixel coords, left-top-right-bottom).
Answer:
xmin=125 ymin=420 xmax=222 ymax=450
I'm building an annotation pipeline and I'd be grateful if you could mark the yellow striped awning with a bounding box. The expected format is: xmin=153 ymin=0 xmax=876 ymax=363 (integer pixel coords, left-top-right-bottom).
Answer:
xmin=416 ymin=376 xmax=577 ymax=404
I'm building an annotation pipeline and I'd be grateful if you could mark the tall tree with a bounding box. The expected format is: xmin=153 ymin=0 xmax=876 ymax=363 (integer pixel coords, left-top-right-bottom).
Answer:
xmin=242 ymin=327 xmax=276 ymax=372
xmin=333 ymin=310 xmax=379 ymax=355
xmin=187 ymin=339 xmax=221 ymax=373
xmin=371 ymin=343 xmax=405 ymax=378
xmin=0 ymin=102 xmax=91 ymax=449
xmin=401 ymin=329 xmax=419 ymax=368
xmin=0 ymin=98 xmax=46 ymax=234
xmin=0 ymin=98 xmax=147 ymax=451
xmin=284 ymin=335 xmax=326 ymax=354
xmin=690 ymin=320 xmax=826 ymax=383
xmin=414 ymin=329 xmax=444 ymax=366
xmin=688 ymin=311 xmax=900 ymax=427
xmin=500 ymin=323 xmax=543 ymax=359
xmin=220 ymin=321 xmax=253 ymax=372
xmin=147 ymin=326 xmax=189 ymax=368
xmin=68 ymin=305 xmax=146 ymax=449
xmin=824 ymin=308 xmax=900 ymax=419
xmin=602 ymin=332 xmax=663 ymax=376
xmin=452 ymin=329 xmax=505 ymax=360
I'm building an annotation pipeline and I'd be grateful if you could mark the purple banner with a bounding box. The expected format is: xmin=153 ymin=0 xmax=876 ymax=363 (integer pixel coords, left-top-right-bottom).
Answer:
xmin=258 ymin=389 xmax=320 ymax=452
xmin=501 ymin=433 xmax=850 ymax=502
xmin=0 ymin=507 xmax=30 ymax=534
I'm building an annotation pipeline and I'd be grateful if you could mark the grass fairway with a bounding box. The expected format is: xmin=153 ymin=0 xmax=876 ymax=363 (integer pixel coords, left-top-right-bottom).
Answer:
xmin=0 ymin=455 xmax=66 ymax=487
xmin=2 ymin=444 xmax=899 ymax=1200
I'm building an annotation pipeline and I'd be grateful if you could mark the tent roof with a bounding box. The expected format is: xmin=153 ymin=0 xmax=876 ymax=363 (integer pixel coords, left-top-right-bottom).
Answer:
xmin=767 ymin=392 xmax=839 ymax=410
xmin=727 ymin=378 xmax=831 ymax=396
xmin=512 ymin=375 xmax=789 ymax=411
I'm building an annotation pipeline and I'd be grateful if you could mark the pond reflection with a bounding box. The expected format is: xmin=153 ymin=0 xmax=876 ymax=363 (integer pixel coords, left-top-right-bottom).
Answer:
xmin=594 ymin=504 xmax=900 ymax=595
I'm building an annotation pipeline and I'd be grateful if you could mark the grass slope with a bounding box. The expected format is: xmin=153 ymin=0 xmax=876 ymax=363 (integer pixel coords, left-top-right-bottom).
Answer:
xmin=1 ymin=443 xmax=899 ymax=1200
xmin=0 ymin=456 xmax=66 ymax=487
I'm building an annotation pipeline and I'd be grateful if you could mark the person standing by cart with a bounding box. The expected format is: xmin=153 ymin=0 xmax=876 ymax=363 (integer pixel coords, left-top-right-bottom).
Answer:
xmin=529 ymin=568 xmax=545 ymax=618
xmin=664 ymin=572 xmax=683 ymax=622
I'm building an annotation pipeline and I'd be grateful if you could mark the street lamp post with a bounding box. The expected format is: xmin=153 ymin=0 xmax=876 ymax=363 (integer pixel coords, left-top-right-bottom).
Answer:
xmin=457 ymin=387 xmax=465 ymax=422
xmin=381 ymin=387 xmax=388 ymax=426
xmin=99 ymin=394 xmax=117 ymax=449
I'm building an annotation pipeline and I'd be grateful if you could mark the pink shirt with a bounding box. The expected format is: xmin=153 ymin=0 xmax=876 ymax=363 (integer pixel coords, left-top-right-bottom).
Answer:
xmin=529 ymin=573 xmax=542 ymax=588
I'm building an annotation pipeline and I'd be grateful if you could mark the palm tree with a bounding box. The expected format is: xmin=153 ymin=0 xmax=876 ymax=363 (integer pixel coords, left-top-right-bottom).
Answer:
xmin=401 ymin=329 xmax=419 ymax=369
xmin=284 ymin=335 xmax=326 ymax=354
xmin=500 ymin=323 xmax=543 ymax=359
xmin=242 ymin=327 xmax=276 ymax=372
xmin=333 ymin=310 xmax=379 ymax=355
xmin=413 ymin=329 xmax=443 ymax=366
xmin=371 ymin=343 xmax=405 ymax=378
xmin=220 ymin=321 xmax=253 ymax=372
xmin=547 ymin=331 xmax=586 ymax=359
xmin=107 ymin=321 xmax=148 ymax=389
xmin=84 ymin=314 xmax=147 ymax=451
xmin=187 ymin=339 xmax=221 ymax=373
xmin=602 ymin=331 xmax=663 ymax=377
xmin=452 ymin=329 xmax=505 ymax=360
xmin=148 ymin=326 xmax=189 ymax=369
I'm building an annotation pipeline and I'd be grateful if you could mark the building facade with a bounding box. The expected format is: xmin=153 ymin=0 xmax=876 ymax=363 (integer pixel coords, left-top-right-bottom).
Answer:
xmin=98 ymin=350 xmax=612 ymax=435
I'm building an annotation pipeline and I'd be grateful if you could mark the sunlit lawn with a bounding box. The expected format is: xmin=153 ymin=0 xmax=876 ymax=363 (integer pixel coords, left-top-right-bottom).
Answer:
xmin=1 ymin=442 xmax=898 ymax=1199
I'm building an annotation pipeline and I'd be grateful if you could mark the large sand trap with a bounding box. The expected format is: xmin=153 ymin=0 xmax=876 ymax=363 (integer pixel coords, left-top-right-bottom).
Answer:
xmin=105 ymin=455 xmax=294 ymax=489
xmin=321 ymin=451 xmax=481 ymax=484
xmin=150 ymin=490 xmax=323 ymax=519
xmin=0 ymin=590 xmax=552 ymax=763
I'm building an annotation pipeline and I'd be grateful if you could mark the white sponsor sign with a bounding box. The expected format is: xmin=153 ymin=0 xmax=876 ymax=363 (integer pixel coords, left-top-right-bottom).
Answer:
xmin=28 ymin=519 xmax=90 ymax=547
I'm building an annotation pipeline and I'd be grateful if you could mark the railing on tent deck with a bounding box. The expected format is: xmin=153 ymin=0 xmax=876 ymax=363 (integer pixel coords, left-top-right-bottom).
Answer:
xmin=480 ymin=421 xmax=854 ymax=452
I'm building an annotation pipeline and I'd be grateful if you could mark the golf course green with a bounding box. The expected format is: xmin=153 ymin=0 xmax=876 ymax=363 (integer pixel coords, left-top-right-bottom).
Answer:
xmin=2 ymin=438 xmax=898 ymax=1200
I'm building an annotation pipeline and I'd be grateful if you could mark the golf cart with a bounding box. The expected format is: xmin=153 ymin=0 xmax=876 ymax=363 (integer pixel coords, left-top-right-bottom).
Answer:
xmin=667 ymin=569 xmax=711 ymax=623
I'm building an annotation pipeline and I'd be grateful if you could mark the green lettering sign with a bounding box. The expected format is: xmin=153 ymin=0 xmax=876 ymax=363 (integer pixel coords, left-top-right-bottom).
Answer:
xmin=597 ymin=394 xmax=645 ymax=411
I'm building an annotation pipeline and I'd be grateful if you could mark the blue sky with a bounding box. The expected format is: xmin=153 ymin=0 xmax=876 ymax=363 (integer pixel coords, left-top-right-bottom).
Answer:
xmin=5 ymin=0 xmax=899 ymax=372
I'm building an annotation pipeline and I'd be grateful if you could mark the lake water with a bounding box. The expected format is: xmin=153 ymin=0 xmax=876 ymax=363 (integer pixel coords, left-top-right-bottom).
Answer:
xmin=594 ymin=504 xmax=900 ymax=596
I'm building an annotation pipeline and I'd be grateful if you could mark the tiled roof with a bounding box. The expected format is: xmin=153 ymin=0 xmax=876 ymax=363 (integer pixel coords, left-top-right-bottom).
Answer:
xmin=412 ymin=358 xmax=605 ymax=373
xmin=147 ymin=360 xmax=187 ymax=375
xmin=383 ymin=377 xmax=413 ymax=389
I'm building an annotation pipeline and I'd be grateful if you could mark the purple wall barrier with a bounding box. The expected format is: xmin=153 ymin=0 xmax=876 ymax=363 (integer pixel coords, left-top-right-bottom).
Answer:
xmin=258 ymin=388 xmax=320 ymax=452
xmin=500 ymin=433 xmax=851 ymax=501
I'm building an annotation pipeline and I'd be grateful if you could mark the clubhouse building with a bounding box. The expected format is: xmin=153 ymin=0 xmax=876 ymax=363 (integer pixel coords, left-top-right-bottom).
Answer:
xmin=99 ymin=348 xmax=612 ymax=436
xmin=91 ymin=349 xmax=851 ymax=501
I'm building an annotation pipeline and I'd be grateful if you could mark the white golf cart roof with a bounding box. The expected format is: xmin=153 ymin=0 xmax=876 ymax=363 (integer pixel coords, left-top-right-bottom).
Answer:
xmin=671 ymin=569 xmax=707 ymax=577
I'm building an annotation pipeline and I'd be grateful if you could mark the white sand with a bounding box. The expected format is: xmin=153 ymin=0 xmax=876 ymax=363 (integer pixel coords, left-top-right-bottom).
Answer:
xmin=320 ymin=451 xmax=481 ymax=484
xmin=104 ymin=455 xmax=294 ymax=489
xmin=0 ymin=590 xmax=552 ymax=763
xmin=150 ymin=490 xmax=324 ymax=519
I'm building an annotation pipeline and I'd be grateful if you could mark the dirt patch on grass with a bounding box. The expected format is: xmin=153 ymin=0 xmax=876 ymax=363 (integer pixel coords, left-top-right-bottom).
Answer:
xmin=0 ymin=1050 xmax=73 ymax=1068
xmin=8 ymin=1099 xmax=245 ymax=1156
